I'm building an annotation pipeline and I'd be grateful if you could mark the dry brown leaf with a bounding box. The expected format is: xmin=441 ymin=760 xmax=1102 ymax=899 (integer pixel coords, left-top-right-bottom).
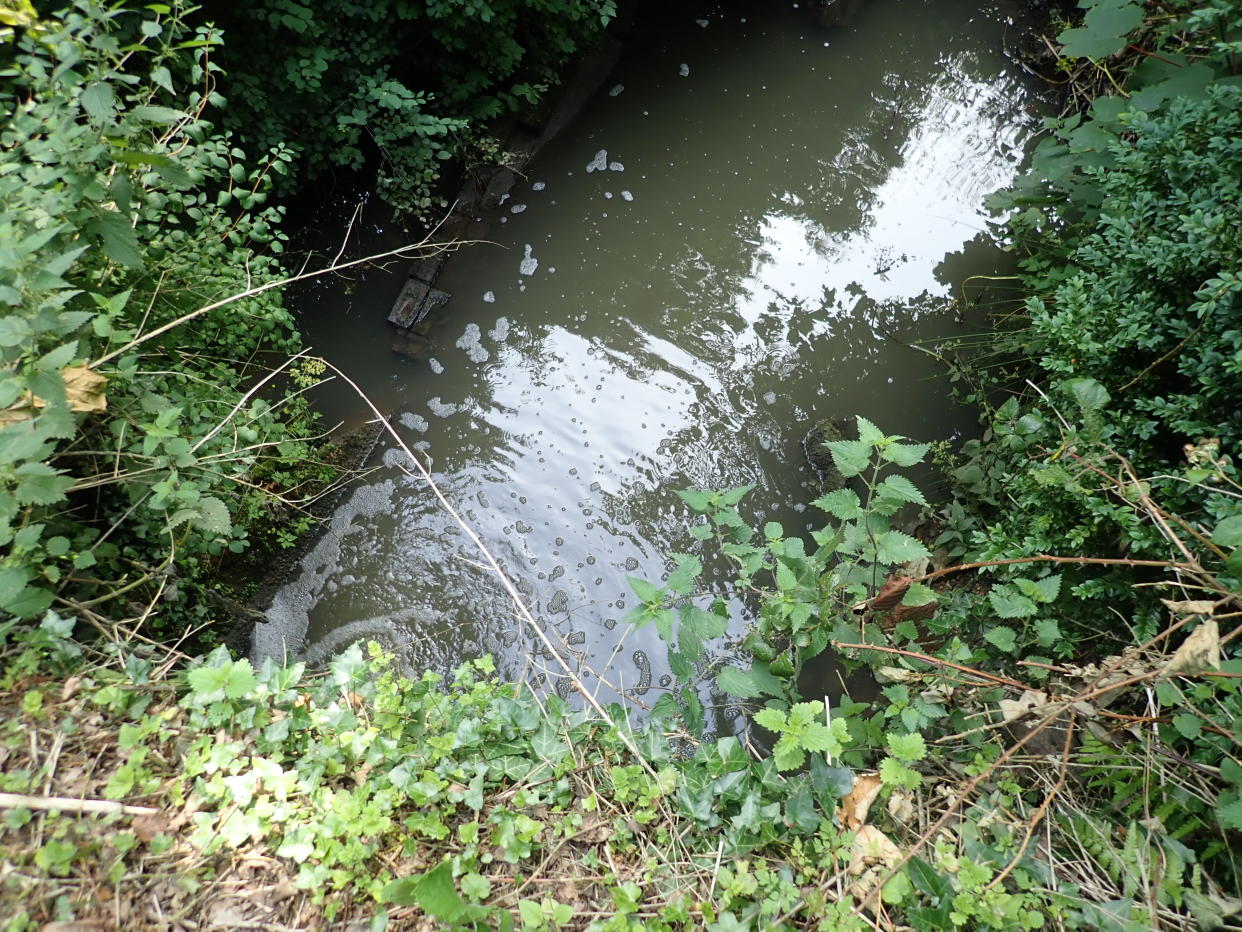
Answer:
xmin=838 ymin=772 xmax=883 ymax=830
xmin=998 ymin=689 xmax=1049 ymax=724
xmin=132 ymin=811 xmax=170 ymax=843
xmin=1162 ymin=599 xmax=1217 ymax=616
xmin=868 ymin=575 xmax=913 ymax=611
xmin=847 ymin=825 xmax=902 ymax=875
xmin=886 ymin=790 xmax=914 ymax=824
xmin=62 ymin=365 xmax=107 ymax=413
xmin=1165 ymin=620 xmax=1220 ymax=675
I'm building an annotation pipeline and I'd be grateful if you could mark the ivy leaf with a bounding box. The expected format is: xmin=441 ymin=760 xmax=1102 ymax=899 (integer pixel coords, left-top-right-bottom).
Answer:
xmin=874 ymin=531 xmax=930 ymax=565
xmin=382 ymin=861 xmax=464 ymax=920
xmin=813 ymin=488 xmax=861 ymax=520
xmin=825 ymin=439 xmax=871 ymax=477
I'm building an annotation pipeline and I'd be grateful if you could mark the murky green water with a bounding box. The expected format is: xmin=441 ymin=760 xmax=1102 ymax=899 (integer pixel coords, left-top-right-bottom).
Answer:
xmin=254 ymin=0 xmax=1041 ymax=711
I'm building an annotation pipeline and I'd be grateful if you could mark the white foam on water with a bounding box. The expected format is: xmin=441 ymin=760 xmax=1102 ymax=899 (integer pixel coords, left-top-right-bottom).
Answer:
xmin=510 ymin=203 xmax=527 ymax=214
xmin=604 ymin=191 xmax=613 ymax=199
xmin=427 ymin=396 xmax=458 ymax=418
xmin=428 ymin=358 xmax=444 ymax=374
xmin=488 ymin=317 xmax=510 ymax=342
xmin=531 ymin=181 xmax=546 ymax=191
xmin=455 ymin=322 xmax=490 ymax=363
xmin=609 ymin=161 xmax=624 ymax=172
xmin=482 ymin=291 xmax=496 ymax=303
xmin=519 ymin=243 xmax=539 ymax=276
xmin=696 ymin=17 xmax=709 ymax=27
xmin=620 ymin=190 xmax=634 ymax=201
xmin=609 ymin=84 xmax=624 ymax=97
xmin=763 ymin=391 xmax=777 ymax=405
xmin=399 ymin=412 xmax=429 ymax=432
xmin=679 ymin=63 xmax=690 ymax=76
xmin=586 ymin=149 xmax=608 ymax=173
xmin=498 ymin=193 xmax=509 ymax=204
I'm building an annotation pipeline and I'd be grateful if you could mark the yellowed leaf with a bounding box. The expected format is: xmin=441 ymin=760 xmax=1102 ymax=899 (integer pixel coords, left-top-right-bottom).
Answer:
xmin=886 ymin=790 xmax=914 ymax=824
xmin=838 ymin=772 xmax=883 ymax=831
xmin=1165 ymin=620 xmax=1220 ymax=676
xmin=1161 ymin=599 xmax=1217 ymax=616
xmin=62 ymin=365 xmax=107 ymax=413
xmin=848 ymin=825 xmax=902 ymax=875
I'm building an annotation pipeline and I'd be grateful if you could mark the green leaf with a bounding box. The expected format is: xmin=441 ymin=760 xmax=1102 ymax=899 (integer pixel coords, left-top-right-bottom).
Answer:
xmin=825 ymin=439 xmax=872 ymax=477
xmin=1062 ymin=377 xmax=1110 ymax=413
xmin=1034 ymin=618 xmax=1061 ymax=647
xmin=1058 ymin=0 xmax=1144 ymax=59
xmin=1219 ymin=799 xmax=1242 ymax=832
xmin=875 ymin=475 xmax=927 ymax=508
xmin=80 ymin=82 xmax=116 ymax=123
xmin=677 ymin=489 xmax=713 ymax=512
xmin=194 ymin=496 xmax=232 ymax=536
xmin=382 ymin=861 xmax=464 ymax=920
xmin=886 ymin=732 xmax=927 ymax=761
xmin=1171 ymin=714 xmax=1201 ymax=740
xmin=907 ymin=856 xmax=951 ymax=900
xmin=129 ymin=104 xmax=188 ymax=125
xmin=984 ymin=626 xmax=1017 ymax=653
xmin=880 ymin=441 xmax=930 ymax=467
xmin=1212 ymin=516 xmax=1242 ymax=549
xmin=89 ymin=211 xmax=142 ymax=268
xmin=901 ymin=583 xmax=937 ymax=607
xmin=681 ymin=605 xmax=727 ymax=641
xmin=753 ymin=707 xmax=787 ymax=731
xmin=716 ymin=664 xmax=782 ymax=699
xmin=988 ymin=587 xmax=1038 ymax=619
xmin=874 ymin=531 xmax=930 ymax=565
xmin=775 ymin=561 xmax=797 ymax=591
xmin=812 ymin=488 xmax=861 ymax=520
xmin=718 ymin=485 xmax=754 ymax=506
xmin=665 ymin=552 xmax=701 ymax=595
xmin=14 ymin=463 xmax=73 ymax=506
xmin=4 ymin=583 xmax=53 ymax=618
xmin=628 ymin=576 xmax=663 ymax=605
xmin=855 ymin=415 xmax=885 ymax=445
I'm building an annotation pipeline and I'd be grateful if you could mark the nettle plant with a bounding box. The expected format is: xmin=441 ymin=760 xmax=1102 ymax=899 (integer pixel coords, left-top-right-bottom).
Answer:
xmin=625 ymin=417 xmax=939 ymax=763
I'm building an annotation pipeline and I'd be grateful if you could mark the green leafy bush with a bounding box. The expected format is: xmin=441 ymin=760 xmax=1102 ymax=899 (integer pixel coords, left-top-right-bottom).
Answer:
xmin=0 ymin=2 xmax=316 ymax=626
xmin=203 ymin=0 xmax=617 ymax=211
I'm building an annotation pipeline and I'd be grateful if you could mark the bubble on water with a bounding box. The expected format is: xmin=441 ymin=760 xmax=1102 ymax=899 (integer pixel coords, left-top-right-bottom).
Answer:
xmin=632 ymin=650 xmax=652 ymax=695
xmin=609 ymin=161 xmax=624 ymax=172
xmin=679 ymin=63 xmax=690 ymax=76
xmin=476 ymin=489 xmax=490 ymax=508
xmin=488 ymin=317 xmax=509 ymax=342
xmin=548 ymin=590 xmax=569 ymax=614
xmin=555 ymin=537 xmax=565 ymax=547
xmin=519 ymin=243 xmax=539 ymax=276
xmin=624 ymin=557 xmax=640 ymax=571
xmin=427 ymin=396 xmax=458 ymax=417
xmin=608 ymin=84 xmax=624 ymax=97
xmin=549 ymin=565 xmax=565 ymax=581
xmin=515 ymin=520 xmax=533 ymax=534
xmin=531 ymin=181 xmax=546 ymax=191
xmin=428 ymin=358 xmax=444 ymax=374
xmin=763 ymin=391 xmax=777 ymax=405
xmin=696 ymin=17 xmax=708 ymax=27
xmin=604 ymin=191 xmax=613 ymax=199
xmin=482 ymin=291 xmax=496 ymax=303
xmin=498 ymin=193 xmax=510 ymax=204
xmin=399 ymin=412 xmax=428 ymax=432
xmin=620 ymin=190 xmax=633 ymax=201
xmin=603 ymin=618 xmax=616 ymax=631
xmin=567 ymin=629 xmax=585 ymax=645
xmin=510 ymin=203 xmax=527 ymax=214
xmin=586 ymin=149 xmax=608 ymax=173
xmin=586 ymin=555 xmax=596 ymax=565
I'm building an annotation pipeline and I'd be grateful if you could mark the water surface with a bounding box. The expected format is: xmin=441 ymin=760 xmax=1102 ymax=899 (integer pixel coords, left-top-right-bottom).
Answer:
xmin=255 ymin=0 xmax=1041 ymax=712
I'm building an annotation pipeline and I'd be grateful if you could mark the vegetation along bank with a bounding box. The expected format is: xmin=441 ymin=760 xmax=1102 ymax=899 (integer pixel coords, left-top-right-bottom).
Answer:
xmin=0 ymin=0 xmax=1239 ymax=929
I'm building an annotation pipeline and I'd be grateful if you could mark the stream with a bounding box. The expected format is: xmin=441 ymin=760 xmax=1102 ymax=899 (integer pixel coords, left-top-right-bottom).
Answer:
xmin=253 ymin=0 xmax=1043 ymax=715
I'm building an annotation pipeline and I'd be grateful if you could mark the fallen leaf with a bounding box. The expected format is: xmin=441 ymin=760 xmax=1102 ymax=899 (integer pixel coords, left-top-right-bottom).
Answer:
xmin=1161 ymin=599 xmax=1217 ymax=617
xmin=847 ymin=825 xmax=902 ymax=875
xmin=887 ymin=790 xmax=914 ymax=823
xmin=868 ymin=575 xmax=913 ymax=611
xmin=1165 ymin=620 xmax=1220 ymax=675
xmin=838 ymin=772 xmax=883 ymax=830
xmin=998 ymin=689 xmax=1049 ymax=724
xmin=132 ymin=811 xmax=170 ymax=843
xmin=62 ymin=366 xmax=107 ymax=413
